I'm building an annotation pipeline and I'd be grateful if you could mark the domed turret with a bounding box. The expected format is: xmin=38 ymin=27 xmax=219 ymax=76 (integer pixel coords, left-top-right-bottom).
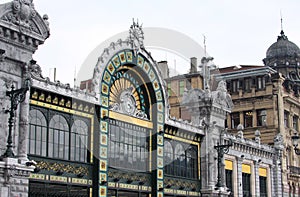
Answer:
xmin=266 ymin=31 xmax=300 ymax=59
xmin=263 ymin=30 xmax=300 ymax=96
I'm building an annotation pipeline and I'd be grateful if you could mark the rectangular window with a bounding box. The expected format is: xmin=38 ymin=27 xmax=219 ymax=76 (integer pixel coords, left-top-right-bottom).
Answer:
xmin=257 ymin=109 xmax=267 ymax=126
xmin=242 ymin=173 xmax=251 ymax=196
xmin=284 ymin=111 xmax=289 ymax=128
xmin=225 ymin=170 xmax=234 ymax=197
xmin=231 ymin=112 xmax=240 ymax=129
xmin=167 ymin=82 xmax=172 ymax=96
xmin=179 ymin=80 xmax=185 ymax=95
xmin=232 ymin=80 xmax=239 ymax=93
xmin=244 ymin=111 xmax=253 ymax=128
xmin=108 ymin=120 xmax=149 ymax=171
xmin=257 ymin=76 xmax=266 ymax=90
xmin=293 ymin=115 xmax=298 ymax=130
xmin=244 ymin=78 xmax=251 ymax=92
xmin=259 ymin=176 xmax=267 ymax=197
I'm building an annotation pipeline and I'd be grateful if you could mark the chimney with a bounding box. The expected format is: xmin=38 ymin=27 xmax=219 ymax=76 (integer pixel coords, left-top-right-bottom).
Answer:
xmin=158 ymin=61 xmax=169 ymax=79
xmin=190 ymin=57 xmax=197 ymax=73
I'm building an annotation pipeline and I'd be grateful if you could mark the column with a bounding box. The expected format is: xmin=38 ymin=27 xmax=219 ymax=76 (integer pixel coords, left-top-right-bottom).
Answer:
xmin=17 ymin=91 xmax=30 ymax=161
xmin=254 ymin=161 xmax=260 ymax=197
xmin=237 ymin=158 xmax=243 ymax=197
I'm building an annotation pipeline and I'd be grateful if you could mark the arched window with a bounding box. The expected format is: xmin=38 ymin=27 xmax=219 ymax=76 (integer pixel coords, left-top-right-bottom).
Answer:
xmin=71 ymin=119 xmax=88 ymax=162
xmin=28 ymin=109 xmax=47 ymax=156
xmin=186 ymin=147 xmax=197 ymax=179
xmin=174 ymin=144 xmax=185 ymax=177
xmin=164 ymin=141 xmax=173 ymax=175
xmin=49 ymin=115 xmax=69 ymax=160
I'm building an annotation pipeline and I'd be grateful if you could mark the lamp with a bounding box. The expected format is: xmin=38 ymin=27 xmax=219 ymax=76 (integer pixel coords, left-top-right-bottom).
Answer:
xmin=292 ymin=133 xmax=300 ymax=155
xmin=2 ymin=77 xmax=31 ymax=158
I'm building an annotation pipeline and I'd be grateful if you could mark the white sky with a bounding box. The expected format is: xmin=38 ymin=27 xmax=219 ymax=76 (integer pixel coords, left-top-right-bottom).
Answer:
xmin=4 ymin=0 xmax=300 ymax=84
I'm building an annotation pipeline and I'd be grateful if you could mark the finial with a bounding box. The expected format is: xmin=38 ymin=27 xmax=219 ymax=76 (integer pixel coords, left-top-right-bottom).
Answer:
xmin=203 ymin=34 xmax=207 ymax=57
xmin=280 ymin=10 xmax=283 ymax=33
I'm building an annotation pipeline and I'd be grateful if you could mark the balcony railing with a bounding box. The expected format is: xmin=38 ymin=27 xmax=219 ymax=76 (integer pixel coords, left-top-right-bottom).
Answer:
xmin=289 ymin=166 xmax=300 ymax=175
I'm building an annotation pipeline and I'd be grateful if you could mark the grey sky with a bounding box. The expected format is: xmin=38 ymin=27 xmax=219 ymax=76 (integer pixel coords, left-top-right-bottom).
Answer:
xmin=5 ymin=0 xmax=299 ymax=84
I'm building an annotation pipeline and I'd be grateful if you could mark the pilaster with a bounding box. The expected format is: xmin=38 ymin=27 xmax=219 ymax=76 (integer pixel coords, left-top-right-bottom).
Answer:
xmin=237 ymin=157 xmax=243 ymax=197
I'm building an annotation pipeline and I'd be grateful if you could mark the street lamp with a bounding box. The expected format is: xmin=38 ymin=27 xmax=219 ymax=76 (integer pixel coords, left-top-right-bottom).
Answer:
xmin=2 ymin=78 xmax=31 ymax=158
xmin=214 ymin=137 xmax=233 ymax=188
xmin=292 ymin=133 xmax=300 ymax=155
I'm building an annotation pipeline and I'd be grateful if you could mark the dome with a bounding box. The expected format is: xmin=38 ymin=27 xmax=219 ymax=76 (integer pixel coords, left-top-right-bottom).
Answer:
xmin=266 ymin=31 xmax=300 ymax=59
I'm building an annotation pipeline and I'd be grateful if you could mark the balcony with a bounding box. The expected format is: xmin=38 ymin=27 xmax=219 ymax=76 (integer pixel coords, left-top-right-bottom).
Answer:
xmin=289 ymin=166 xmax=300 ymax=175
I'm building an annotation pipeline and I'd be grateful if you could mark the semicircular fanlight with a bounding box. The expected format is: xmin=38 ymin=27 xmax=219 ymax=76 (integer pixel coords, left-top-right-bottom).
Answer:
xmin=109 ymin=69 xmax=149 ymax=120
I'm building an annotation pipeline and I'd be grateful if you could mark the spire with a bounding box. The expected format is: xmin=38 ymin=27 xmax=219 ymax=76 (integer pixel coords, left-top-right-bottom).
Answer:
xmin=278 ymin=10 xmax=288 ymax=41
xmin=280 ymin=10 xmax=283 ymax=32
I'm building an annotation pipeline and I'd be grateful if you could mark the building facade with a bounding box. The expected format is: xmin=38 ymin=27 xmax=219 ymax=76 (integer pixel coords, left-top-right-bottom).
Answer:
xmin=217 ymin=30 xmax=300 ymax=196
xmin=0 ymin=0 xmax=284 ymax=197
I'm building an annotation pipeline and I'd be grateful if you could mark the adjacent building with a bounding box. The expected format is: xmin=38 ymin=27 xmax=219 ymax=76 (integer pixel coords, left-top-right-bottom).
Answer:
xmin=0 ymin=0 xmax=288 ymax=197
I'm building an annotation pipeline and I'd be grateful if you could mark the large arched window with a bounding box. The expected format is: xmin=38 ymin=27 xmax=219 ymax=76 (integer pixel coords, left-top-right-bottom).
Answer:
xmin=28 ymin=109 xmax=47 ymax=156
xmin=186 ymin=147 xmax=197 ymax=179
xmin=174 ymin=144 xmax=185 ymax=177
xmin=164 ymin=141 xmax=173 ymax=175
xmin=71 ymin=119 xmax=88 ymax=162
xmin=49 ymin=115 xmax=69 ymax=160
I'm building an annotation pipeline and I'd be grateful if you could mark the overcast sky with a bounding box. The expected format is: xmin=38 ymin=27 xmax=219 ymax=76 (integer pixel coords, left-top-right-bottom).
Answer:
xmin=5 ymin=0 xmax=300 ymax=84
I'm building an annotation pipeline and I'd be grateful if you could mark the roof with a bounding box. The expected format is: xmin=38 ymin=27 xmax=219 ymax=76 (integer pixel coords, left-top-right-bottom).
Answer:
xmin=266 ymin=31 xmax=300 ymax=59
xmin=218 ymin=65 xmax=264 ymax=73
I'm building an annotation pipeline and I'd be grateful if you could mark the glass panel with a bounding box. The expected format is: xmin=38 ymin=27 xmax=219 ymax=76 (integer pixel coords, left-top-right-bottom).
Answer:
xmin=244 ymin=111 xmax=253 ymax=128
xmin=108 ymin=120 xmax=148 ymax=171
xmin=257 ymin=109 xmax=267 ymax=126
xmin=231 ymin=112 xmax=240 ymax=129
xmin=259 ymin=176 xmax=267 ymax=197
xmin=71 ymin=119 xmax=88 ymax=162
xmin=28 ymin=109 xmax=47 ymax=156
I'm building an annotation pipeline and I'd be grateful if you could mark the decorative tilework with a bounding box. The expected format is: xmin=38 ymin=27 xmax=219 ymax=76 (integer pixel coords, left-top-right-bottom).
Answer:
xmin=157 ymin=180 xmax=163 ymax=189
xmin=157 ymin=147 xmax=163 ymax=157
xmin=157 ymin=124 xmax=164 ymax=133
xmin=100 ymin=173 xmax=107 ymax=182
xmin=157 ymin=135 xmax=164 ymax=145
xmin=143 ymin=61 xmax=150 ymax=73
xmin=119 ymin=52 xmax=126 ymax=63
xmin=157 ymin=158 xmax=163 ymax=168
xmin=153 ymin=80 xmax=160 ymax=91
xmin=101 ymin=121 xmax=108 ymax=133
xmin=156 ymin=91 xmax=162 ymax=101
xmin=39 ymin=93 xmax=45 ymax=101
xmin=107 ymin=62 xmax=115 ymax=74
xmin=112 ymin=55 xmax=120 ymax=68
xmin=100 ymin=160 xmax=107 ymax=171
xmin=100 ymin=186 xmax=107 ymax=197
xmin=149 ymin=70 xmax=155 ymax=81
xmin=103 ymin=71 xmax=111 ymax=84
xmin=126 ymin=51 xmax=133 ymax=62
xmin=100 ymin=146 xmax=107 ymax=158
xmin=158 ymin=113 xmax=164 ymax=123
xmin=137 ymin=55 xmax=144 ymax=67
xmin=101 ymin=96 xmax=109 ymax=108
xmin=102 ymin=84 xmax=109 ymax=95
xmin=100 ymin=134 xmax=108 ymax=145
xmin=157 ymin=102 xmax=163 ymax=112
xmin=157 ymin=169 xmax=163 ymax=179
xmin=101 ymin=108 xmax=108 ymax=119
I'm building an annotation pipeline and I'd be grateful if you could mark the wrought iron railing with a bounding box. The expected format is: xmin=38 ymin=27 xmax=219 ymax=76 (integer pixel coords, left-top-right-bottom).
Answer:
xmin=289 ymin=166 xmax=300 ymax=175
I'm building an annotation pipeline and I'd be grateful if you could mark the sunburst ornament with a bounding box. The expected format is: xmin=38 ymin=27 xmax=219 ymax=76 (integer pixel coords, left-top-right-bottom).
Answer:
xmin=109 ymin=71 xmax=148 ymax=120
